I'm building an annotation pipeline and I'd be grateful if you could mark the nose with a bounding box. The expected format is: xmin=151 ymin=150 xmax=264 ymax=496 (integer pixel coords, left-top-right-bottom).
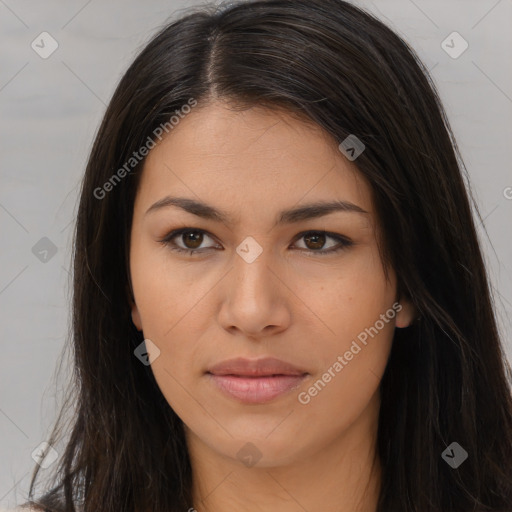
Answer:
xmin=217 ymin=243 xmax=292 ymax=339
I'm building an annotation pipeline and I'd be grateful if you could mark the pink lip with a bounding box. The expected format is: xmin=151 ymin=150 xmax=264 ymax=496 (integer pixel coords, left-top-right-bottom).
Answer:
xmin=208 ymin=374 xmax=307 ymax=404
xmin=206 ymin=357 xmax=308 ymax=404
xmin=207 ymin=356 xmax=307 ymax=376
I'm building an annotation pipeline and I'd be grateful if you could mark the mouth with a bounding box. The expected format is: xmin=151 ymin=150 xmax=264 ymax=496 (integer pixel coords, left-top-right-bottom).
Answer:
xmin=206 ymin=373 xmax=308 ymax=404
xmin=206 ymin=357 xmax=309 ymax=404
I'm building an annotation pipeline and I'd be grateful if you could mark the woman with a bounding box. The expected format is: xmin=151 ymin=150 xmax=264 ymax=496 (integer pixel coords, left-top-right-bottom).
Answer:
xmin=17 ymin=0 xmax=512 ymax=511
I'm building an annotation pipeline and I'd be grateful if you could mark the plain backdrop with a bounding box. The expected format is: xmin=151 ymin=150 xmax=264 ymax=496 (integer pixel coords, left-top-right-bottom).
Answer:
xmin=1 ymin=0 xmax=511 ymax=507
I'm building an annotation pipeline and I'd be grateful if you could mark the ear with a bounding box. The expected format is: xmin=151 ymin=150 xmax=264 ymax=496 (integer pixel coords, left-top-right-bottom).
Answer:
xmin=130 ymin=298 xmax=143 ymax=331
xmin=394 ymin=295 xmax=417 ymax=328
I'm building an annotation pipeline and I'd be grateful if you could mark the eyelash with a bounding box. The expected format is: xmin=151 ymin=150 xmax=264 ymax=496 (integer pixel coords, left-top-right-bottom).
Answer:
xmin=158 ymin=228 xmax=353 ymax=257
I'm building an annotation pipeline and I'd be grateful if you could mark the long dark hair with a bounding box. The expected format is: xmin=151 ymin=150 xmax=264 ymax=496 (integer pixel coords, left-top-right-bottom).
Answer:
xmin=23 ymin=1 xmax=512 ymax=511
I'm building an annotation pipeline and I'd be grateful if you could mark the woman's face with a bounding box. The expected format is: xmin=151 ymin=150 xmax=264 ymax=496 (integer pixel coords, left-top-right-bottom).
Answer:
xmin=129 ymin=100 xmax=414 ymax=467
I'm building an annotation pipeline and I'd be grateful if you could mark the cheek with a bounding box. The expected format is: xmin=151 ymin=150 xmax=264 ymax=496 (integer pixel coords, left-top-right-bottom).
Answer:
xmin=130 ymin=240 xmax=212 ymax=337
xmin=311 ymin=246 xmax=396 ymax=343
xmin=295 ymin=246 xmax=395 ymax=408
xmin=295 ymin=303 xmax=394 ymax=447
xmin=129 ymin=244 xmax=223 ymax=411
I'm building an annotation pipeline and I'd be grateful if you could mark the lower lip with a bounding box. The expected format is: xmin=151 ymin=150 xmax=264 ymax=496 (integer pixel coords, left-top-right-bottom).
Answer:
xmin=208 ymin=373 xmax=308 ymax=404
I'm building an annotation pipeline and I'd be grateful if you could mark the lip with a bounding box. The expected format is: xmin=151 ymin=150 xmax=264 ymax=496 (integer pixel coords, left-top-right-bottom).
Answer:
xmin=206 ymin=357 xmax=308 ymax=404
xmin=208 ymin=374 xmax=308 ymax=404
xmin=207 ymin=356 xmax=307 ymax=377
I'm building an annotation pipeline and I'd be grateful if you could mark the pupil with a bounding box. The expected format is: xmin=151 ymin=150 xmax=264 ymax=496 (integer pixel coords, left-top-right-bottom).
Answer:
xmin=305 ymin=232 xmax=325 ymax=250
xmin=184 ymin=231 xmax=202 ymax=249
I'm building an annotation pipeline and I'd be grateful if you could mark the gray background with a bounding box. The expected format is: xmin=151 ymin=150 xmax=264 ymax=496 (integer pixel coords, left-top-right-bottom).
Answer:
xmin=1 ymin=0 xmax=511 ymax=507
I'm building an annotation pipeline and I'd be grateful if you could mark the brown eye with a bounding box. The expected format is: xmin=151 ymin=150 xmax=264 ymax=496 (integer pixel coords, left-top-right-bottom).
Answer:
xmin=159 ymin=228 xmax=219 ymax=254
xmin=181 ymin=230 xmax=204 ymax=249
xmin=303 ymin=232 xmax=327 ymax=250
xmin=160 ymin=228 xmax=352 ymax=257
xmin=293 ymin=231 xmax=352 ymax=255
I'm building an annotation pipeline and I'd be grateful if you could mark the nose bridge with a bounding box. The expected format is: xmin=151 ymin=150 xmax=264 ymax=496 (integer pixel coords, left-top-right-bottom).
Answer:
xmin=231 ymin=234 xmax=275 ymax=295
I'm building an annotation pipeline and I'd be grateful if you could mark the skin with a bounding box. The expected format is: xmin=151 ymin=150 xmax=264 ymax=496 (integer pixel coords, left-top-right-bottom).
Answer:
xmin=129 ymin=100 xmax=415 ymax=512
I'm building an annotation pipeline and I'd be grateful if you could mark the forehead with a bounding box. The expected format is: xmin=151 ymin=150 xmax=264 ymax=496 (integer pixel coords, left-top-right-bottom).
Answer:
xmin=135 ymin=101 xmax=374 ymax=222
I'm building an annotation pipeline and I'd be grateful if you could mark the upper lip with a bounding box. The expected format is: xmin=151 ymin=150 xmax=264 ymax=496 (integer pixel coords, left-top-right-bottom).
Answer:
xmin=207 ymin=357 xmax=308 ymax=377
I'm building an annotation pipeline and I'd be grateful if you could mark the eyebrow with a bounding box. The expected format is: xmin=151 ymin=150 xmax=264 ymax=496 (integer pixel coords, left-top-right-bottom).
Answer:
xmin=145 ymin=196 xmax=369 ymax=227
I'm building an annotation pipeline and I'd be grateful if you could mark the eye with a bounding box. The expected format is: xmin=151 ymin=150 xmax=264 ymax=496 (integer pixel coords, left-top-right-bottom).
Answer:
xmin=158 ymin=228 xmax=353 ymax=256
xmin=291 ymin=230 xmax=353 ymax=255
xmin=158 ymin=228 xmax=220 ymax=255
